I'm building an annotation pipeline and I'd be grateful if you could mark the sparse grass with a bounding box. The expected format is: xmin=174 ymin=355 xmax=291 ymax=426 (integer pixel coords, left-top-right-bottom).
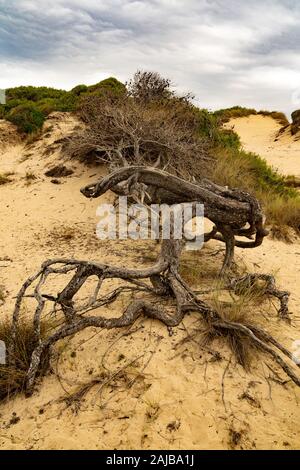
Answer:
xmin=24 ymin=171 xmax=38 ymax=186
xmin=25 ymin=130 xmax=42 ymax=144
xmin=208 ymin=282 xmax=269 ymax=368
xmin=144 ymin=400 xmax=161 ymax=423
xmin=49 ymin=226 xmax=77 ymax=242
xmin=0 ymin=317 xmax=53 ymax=401
xmin=213 ymin=106 xmax=257 ymax=124
xmin=258 ymin=110 xmax=290 ymax=127
xmin=284 ymin=175 xmax=300 ymax=188
xmin=213 ymin=106 xmax=289 ymax=127
xmin=213 ymin=147 xmax=297 ymax=197
xmin=179 ymin=263 xmax=205 ymax=286
xmin=259 ymin=193 xmax=300 ymax=235
xmin=212 ymin=146 xmax=300 ymax=235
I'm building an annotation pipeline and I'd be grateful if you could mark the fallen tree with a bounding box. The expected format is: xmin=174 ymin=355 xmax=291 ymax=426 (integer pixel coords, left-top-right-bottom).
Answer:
xmin=7 ymin=166 xmax=299 ymax=396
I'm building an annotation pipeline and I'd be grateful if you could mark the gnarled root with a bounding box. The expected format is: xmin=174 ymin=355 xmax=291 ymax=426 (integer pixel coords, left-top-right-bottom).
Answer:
xmin=9 ymin=239 xmax=299 ymax=396
xmin=8 ymin=166 xmax=298 ymax=397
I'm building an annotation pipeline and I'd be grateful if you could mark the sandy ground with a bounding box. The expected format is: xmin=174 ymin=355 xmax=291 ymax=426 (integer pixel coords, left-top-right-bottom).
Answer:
xmin=224 ymin=114 xmax=300 ymax=177
xmin=0 ymin=113 xmax=299 ymax=450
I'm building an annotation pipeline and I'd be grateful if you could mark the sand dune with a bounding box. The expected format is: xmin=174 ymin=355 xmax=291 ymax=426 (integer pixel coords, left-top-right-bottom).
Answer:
xmin=224 ymin=114 xmax=300 ymax=177
xmin=0 ymin=114 xmax=299 ymax=450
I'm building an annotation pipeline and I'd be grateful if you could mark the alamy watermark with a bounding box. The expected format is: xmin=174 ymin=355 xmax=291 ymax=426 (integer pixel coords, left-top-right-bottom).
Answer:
xmin=96 ymin=197 xmax=204 ymax=250
xmin=292 ymin=340 xmax=300 ymax=365
xmin=0 ymin=340 xmax=6 ymax=365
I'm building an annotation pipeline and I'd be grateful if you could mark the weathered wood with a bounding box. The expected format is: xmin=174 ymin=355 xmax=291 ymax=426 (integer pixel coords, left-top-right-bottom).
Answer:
xmin=8 ymin=167 xmax=299 ymax=396
xmin=81 ymin=166 xmax=269 ymax=271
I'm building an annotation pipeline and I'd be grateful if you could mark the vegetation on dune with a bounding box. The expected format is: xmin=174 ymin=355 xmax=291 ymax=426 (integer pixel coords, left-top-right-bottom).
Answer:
xmin=257 ymin=110 xmax=289 ymax=127
xmin=0 ymin=77 xmax=125 ymax=134
xmin=0 ymin=71 xmax=299 ymax=233
xmin=291 ymin=109 xmax=300 ymax=135
xmin=68 ymin=73 xmax=210 ymax=179
xmin=213 ymin=106 xmax=258 ymax=124
xmin=213 ymin=105 xmax=289 ymax=127
xmin=197 ymin=108 xmax=299 ymax=234
xmin=66 ymin=71 xmax=299 ymax=235
xmin=6 ymin=102 xmax=46 ymax=134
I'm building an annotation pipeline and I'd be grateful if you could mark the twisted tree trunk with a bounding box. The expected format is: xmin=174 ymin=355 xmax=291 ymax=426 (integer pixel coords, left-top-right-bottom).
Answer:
xmin=8 ymin=166 xmax=299 ymax=395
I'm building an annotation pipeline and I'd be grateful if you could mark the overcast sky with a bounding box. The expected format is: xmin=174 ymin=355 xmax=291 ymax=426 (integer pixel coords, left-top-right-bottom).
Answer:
xmin=1 ymin=0 xmax=300 ymax=117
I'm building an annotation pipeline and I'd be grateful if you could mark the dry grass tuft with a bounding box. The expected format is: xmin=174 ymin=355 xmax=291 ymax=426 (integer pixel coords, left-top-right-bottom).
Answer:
xmin=260 ymin=193 xmax=300 ymax=236
xmin=0 ymin=317 xmax=53 ymax=401
xmin=206 ymin=281 xmax=270 ymax=369
xmin=258 ymin=110 xmax=290 ymax=127
xmin=49 ymin=226 xmax=77 ymax=242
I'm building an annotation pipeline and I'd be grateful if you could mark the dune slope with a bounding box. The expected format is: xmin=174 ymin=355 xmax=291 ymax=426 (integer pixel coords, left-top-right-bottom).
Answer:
xmin=224 ymin=114 xmax=300 ymax=177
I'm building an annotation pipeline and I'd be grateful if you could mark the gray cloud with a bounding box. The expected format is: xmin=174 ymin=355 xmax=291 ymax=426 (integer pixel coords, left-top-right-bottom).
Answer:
xmin=0 ymin=0 xmax=300 ymax=116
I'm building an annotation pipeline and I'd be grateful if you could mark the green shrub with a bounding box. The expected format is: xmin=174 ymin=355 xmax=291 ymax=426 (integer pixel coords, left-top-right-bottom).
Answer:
xmin=2 ymin=98 xmax=31 ymax=113
xmin=36 ymin=98 xmax=58 ymax=115
xmin=55 ymin=92 xmax=79 ymax=112
xmin=196 ymin=109 xmax=241 ymax=150
xmin=71 ymin=84 xmax=88 ymax=96
xmin=86 ymin=77 xmax=126 ymax=96
xmin=7 ymin=102 xmax=45 ymax=134
xmin=6 ymin=86 xmax=65 ymax=102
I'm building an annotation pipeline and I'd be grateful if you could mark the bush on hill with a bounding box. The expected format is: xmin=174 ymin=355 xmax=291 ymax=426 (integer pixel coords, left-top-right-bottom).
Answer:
xmin=0 ymin=78 xmax=126 ymax=134
xmin=6 ymin=102 xmax=45 ymax=134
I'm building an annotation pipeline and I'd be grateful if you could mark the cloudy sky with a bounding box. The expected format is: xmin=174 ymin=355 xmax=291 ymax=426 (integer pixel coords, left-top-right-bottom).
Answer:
xmin=1 ymin=0 xmax=300 ymax=116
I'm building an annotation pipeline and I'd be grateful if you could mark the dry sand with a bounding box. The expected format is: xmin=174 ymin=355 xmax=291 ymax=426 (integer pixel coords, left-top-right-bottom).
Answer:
xmin=0 ymin=113 xmax=299 ymax=450
xmin=224 ymin=114 xmax=300 ymax=177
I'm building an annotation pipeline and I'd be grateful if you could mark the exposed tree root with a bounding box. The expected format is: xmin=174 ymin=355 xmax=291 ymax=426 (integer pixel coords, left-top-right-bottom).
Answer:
xmin=9 ymin=243 xmax=299 ymax=396
xmin=7 ymin=166 xmax=299 ymax=396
